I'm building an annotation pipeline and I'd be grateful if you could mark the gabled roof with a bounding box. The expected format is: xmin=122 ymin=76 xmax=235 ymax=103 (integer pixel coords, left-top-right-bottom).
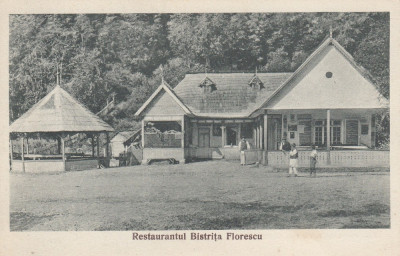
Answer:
xmin=9 ymin=85 xmax=114 ymax=133
xmin=134 ymin=80 xmax=192 ymax=117
xmin=173 ymin=73 xmax=292 ymax=118
xmin=111 ymin=129 xmax=141 ymax=142
xmin=258 ymin=37 xmax=389 ymax=111
xmin=135 ymin=37 xmax=388 ymax=119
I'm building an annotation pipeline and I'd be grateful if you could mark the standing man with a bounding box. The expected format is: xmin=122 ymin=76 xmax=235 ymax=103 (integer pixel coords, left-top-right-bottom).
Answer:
xmin=279 ymin=133 xmax=291 ymax=152
xmin=239 ymin=137 xmax=249 ymax=166
xmin=288 ymin=143 xmax=299 ymax=177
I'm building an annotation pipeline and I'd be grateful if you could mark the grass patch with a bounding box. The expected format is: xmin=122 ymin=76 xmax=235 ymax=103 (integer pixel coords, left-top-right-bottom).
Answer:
xmin=10 ymin=161 xmax=390 ymax=230
xmin=10 ymin=212 xmax=57 ymax=231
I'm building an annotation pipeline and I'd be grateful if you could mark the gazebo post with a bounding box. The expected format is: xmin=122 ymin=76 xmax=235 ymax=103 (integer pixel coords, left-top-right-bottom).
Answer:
xmin=96 ymin=133 xmax=100 ymax=168
xmin=57 ymin=137 xmax=61 ymax=154
xmin=60 ymin=133 xmax=66 ymax=172
xmin=21 ymin=134 xmax=25 ymax=173
xmin=26 ymin=136 xmax=29 ymax=155
xmin=91 ymin=134 xmax=95 ymax=158
xmin=106 ymin=132 xmax=110 ymax=167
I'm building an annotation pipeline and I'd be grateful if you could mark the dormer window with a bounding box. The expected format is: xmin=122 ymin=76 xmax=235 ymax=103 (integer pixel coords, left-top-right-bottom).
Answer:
xmin=248 ymin=75 xmax=264 ymax=90
xmin=199 ymin=77 xmax=217 ymax=93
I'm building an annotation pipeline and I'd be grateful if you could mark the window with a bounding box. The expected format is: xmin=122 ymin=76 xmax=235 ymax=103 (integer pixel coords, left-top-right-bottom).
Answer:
xmin=283 ymin=116 xmax=287 ymax=128
xmin=226 ymin=126 xmax=238 ymax=146
xmin=288 ymin=125 xmax=297 ymax=131
xmin=331 ymin=126 xmax=341 ymax=145
xmin=199 ymin=77 xmax=217 ymax=93
xmin=213 ymin=125 xmax=222 ymax=136
xmin=330 ymin=120 xmax=341 ymax=145
xmin=240 ymin=123 xmax=253 ymax=139
xmin=290 ymin=114 xmax=296 ymax=122
xmin=361 ymin=124 xmax=369 ymax=135
xmin=315 ymin=126 xmax=323 ymax=146
xmin=314 ymin=120 xmax=342 ymax=146
xmin=248 ymin=75 xmax=264 ymax=90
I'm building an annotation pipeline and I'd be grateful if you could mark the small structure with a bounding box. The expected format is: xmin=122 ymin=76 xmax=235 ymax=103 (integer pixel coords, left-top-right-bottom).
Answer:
xmin=135 ymin=36 xmax=389 ymax=167
xmin=110 ymin=130 xmax=141 ymax=158
xmin=9 ymin=84 xmax=114 ymax=173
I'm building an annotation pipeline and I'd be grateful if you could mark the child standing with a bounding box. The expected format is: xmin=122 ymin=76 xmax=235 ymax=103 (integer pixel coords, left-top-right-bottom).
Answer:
xmin=310 ymin=145 xmax=317 ymax=177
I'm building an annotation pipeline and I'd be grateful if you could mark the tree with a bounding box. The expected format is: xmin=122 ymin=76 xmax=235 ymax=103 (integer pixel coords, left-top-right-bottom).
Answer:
xmin=9 ymin=13 xmax=390 ymax=145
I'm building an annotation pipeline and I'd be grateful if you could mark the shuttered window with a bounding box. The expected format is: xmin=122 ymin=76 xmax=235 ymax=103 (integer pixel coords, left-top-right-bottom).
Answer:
xmin=299 ymin=120 xmax=312 ymax=146
xmin=346 ymin=120 xmax=359 ymax=145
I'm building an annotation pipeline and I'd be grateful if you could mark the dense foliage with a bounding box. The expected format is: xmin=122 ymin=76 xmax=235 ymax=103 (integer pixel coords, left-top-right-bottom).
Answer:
xmin=9 ymin=13 xmax=390 ymax=144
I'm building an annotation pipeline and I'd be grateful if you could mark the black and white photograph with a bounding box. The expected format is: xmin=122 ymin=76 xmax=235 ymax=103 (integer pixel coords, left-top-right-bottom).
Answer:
xmin=1 ymin=2 xmax=399 ymax=255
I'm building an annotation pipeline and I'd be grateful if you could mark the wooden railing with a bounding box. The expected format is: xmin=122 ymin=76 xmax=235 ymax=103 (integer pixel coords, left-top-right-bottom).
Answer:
xmin=267 ymin=150 xmax=389 ymax=168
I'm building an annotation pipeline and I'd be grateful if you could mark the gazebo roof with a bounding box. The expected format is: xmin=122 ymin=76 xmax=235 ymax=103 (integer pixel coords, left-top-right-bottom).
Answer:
xmin=9 ymin=85 xmax=114 ymax=133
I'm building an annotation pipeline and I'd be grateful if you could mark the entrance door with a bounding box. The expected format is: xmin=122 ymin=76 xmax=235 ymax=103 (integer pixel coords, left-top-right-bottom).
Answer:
xmin=346 ymin=120 xmax=359 ymax=145
xmin=198 ymin=128 xmax=210 ymax=148
xmin=267 ymin=115 xmax=282 ymax=150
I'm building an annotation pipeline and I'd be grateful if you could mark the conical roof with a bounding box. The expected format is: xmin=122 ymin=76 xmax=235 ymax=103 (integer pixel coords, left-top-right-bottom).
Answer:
xmin=10 ymin=85 xmax=114 ymax=133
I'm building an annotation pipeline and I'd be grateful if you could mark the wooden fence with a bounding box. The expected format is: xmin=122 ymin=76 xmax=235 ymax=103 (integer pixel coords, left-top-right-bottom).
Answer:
xmin=267 ymin=150 xmax=389 ymax=168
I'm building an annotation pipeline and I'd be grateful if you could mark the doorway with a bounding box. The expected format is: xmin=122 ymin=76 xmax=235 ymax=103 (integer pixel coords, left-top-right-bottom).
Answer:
xmin=267 ymin=115 xmax=282 ymax=150
xmin=198 ymin=128 xmax=210 ymax=148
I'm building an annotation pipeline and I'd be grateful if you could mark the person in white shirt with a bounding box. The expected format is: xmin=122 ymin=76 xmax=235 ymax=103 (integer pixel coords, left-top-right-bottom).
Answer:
xmin=310 ymin=145 xmax=317 ymax=177
xmin=239 ymin=137 xmax=250 ymax=166
xmin=288 ymin=143 xmax=299 ymax=177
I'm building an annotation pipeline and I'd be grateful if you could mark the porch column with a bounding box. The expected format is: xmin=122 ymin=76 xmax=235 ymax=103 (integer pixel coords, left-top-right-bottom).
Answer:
xmin=26 ymin=137 xmax=29 ymax=155
xmin=252 ymin=124 xmax=256 ymax=147
xmin=327 ymin=109 xmax=331 ymax=164
xmin=238 ymin=123 xmax=242 ymax=144
xmin=254 ymin=121 xmax=258 ymax=148
xmin=21 ymin=135 xmax=25 ymax=173
xmin=60 ymin=133 xmax=66 ymax=172
xmin=263 ymin=114 xmax=268 ymax=165
xmin=141 ymin=120 xmax=145 ymax=148
xmin=180 ymin=116 xmax=186 ymax=164
xmin=372 ymin=113 xmax=376 ymax=148
xmin=181 ymin=116 xmax=185 ymax=148
xmin=221 ymin=126 xmax=226 ymax=147
xmin=258 ymin=120 xmax=263 ymax=149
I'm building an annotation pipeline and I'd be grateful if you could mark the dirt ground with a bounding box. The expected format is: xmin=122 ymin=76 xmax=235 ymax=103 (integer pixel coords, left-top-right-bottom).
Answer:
xmin=10 ymin=161 xmax=390 ymax=231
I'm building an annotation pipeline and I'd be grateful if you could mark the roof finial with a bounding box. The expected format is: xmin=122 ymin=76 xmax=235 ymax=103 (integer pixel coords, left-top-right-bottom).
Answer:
xmin=205 ymin=58 xmax=209 ymax=76
xmin=329 ymin=26 xmax=333 ymax=38
xmin=160 ymin=65 xmax=164 ymax=84
xmin=255 ymin=66 xmax=258 ymax=75
xmin=56 ymin=62 xmax=59 ymax=86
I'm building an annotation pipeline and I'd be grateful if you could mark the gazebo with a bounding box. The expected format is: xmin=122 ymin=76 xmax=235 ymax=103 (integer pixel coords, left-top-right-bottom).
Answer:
xmin=9 ymin=84 xmax=114 ymax=173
